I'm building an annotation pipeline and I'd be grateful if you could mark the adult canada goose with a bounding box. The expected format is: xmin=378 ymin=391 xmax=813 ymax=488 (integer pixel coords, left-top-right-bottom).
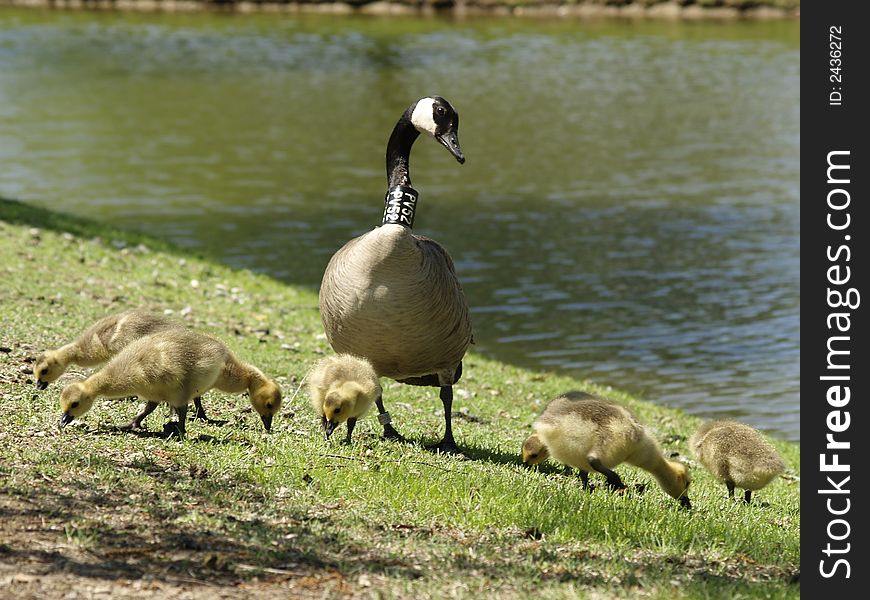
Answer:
xmin=319 ymin=96 xmax=472 ymax=454
xmin=59 ymin=329 xmax=229 ymax=438
xmin=33 ymin=309 xmax=212 ymax=421
xmin=524 ymin=391 xmax=691 ymax=508
xmin=689 ymin=420 xmax=785 ymax=504
xmin=308 ymin=354 xmax=382 ymax=444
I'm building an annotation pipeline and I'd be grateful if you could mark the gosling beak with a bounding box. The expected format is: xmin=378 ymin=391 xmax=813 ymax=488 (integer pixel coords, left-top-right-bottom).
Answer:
xmin=260 ymin=414 xmax=273 ymax=432
xmin=324 ymin=420 xmax=338 ymax=439
xmin=436 ymin=130 xmax=465 ymax=164
xmin=679 ymin=496 xmax=692 ymax=510
xmin=36 ymin=380 xmax=48 ymax=391
xmin=59 ymin=412 xmax=75 ymax=428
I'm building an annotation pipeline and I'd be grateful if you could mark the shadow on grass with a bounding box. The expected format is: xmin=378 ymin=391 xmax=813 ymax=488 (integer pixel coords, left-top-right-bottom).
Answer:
xmin=0 ymin=474 xmax=424 ymax=587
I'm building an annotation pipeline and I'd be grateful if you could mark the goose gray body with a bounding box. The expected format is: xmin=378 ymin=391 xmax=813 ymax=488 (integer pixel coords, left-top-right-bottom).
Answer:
xmin=318 ymin=96 xmax=471 ymax=453
xmin=320 ymin=226 xmax=471 ymax=383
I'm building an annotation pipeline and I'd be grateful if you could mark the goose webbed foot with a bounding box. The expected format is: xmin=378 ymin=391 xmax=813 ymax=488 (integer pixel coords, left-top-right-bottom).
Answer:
xmin=191 ymin=396 xmax=208 ymax=421
xmin=382 ymin=423 xmax=407 ymax=443
xmin=375 ymin=396 xmax=407 ymax=443
xmin=588 ymin=457 xmax=626 ymax=492
xmin=425 ymin=385 xmax=462 ymax=455
xmin=160 ymin=405 xmax=187 ymax=439
xmin=426 ymin=436 xmax=461 ymax=456
xmin=121 ymin=400 xmax=159 ymax=432
xmin=189 ymin=397 xmax=226 ymax=426
xmin=160 ymin=421 xmax=186 ymax=439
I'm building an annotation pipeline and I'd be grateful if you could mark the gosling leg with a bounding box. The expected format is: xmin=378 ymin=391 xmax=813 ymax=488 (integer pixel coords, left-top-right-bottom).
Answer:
xmin=161 ymin=404 xmax=187 ymax=439
xmin=123 ymin=401 xmax=159 ymax=431
xmin=726 ymin=480 xmax=736 ymax=499
xmin=426 ymin=386 xmax=459 ymax=455
xmin=375 ymin=395 xmax=405 ymax=442
xmin=744 ymin=490 xmax=752 ymax=505
xmin=588 ymin=457 xmax=626 ymax=491
xmin=578 ymin=469 xmax=591 ymax=491
xmin=192 ymin=396 xmax=207 ymax=421
xmin=344 ymin=418 xmax=357 ymax=445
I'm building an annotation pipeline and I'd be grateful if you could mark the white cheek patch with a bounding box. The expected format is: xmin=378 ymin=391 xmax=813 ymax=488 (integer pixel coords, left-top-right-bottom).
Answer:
xmin=410 ymin=97 xmax=437 ymax=136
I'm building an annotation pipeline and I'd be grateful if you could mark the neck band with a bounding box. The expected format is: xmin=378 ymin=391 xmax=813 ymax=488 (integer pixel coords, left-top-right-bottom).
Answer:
xmin=382 ymin=186 xmax=419 ymax=228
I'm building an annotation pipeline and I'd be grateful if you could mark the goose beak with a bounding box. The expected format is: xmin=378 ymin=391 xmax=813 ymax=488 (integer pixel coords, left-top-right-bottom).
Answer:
xmin=679 ymin=496 xmax=692 ymax=510
xmin=59 ymin=412 xmax=75 ymax=428
xmin=324 ymin=420 xmax=338 ymax=439
xmin=260 ymin=414 xmax=273 ymax=432
xmin=436 ymin=130 xmax=465 ymax=164
xmin=36 ymin=380 xmax=48 ymax=391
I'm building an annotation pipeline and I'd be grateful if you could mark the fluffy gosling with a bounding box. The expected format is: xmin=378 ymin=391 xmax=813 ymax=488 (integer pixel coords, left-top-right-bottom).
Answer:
xmin=524 ymin=391 xmax=691 ymax=508
xmin=59 ymin=329 xmax=230 ymax=438
xmin=308 ymin=354 xmax=382 ymax=444
xmin=34 ymin=309 xmax=179 ymax=389
xmin=33 ymin=309 xmax=214 ymax=422
xmin=128 ymin=340 xmax=283 ymax=433
xmin=689 ymin=420 xmax=785 ymax=504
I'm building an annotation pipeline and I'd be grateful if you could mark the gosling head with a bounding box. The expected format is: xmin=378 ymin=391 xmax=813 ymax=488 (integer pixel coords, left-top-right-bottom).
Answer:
xmin=34 ymin=351 xmax=65 ymax=390
xmin=410 ymin=96 xmax=465 ymax=164
xmin=321 ymin=381 xmax=367 ymax=439
xmin=249 ymin=379 xmax=282 ymax=432
xmin=59 ymin=381 xmax=95 ymax=428
xmin=521 ymin=433 xmax=550 ymax=467
xmin=664 ymin=459 xmax=692 ymax=509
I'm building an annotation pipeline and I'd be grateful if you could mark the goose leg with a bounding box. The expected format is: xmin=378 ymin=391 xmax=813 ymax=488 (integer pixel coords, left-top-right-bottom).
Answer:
xmin=122 ymin=401 xmax=159 ymax=431
xmin=161 ymin=404 xmax=187 ymax=439
xmin=192 ymin=396 xmax=207 ymax=420
xmin=578 ymin=469 xmax=591 ymax=491
xmin=190 ymin=396 xmax=227 ymax=426
xmin=726 ymin=480 xmax=736 ymax=499
xmin=344 ymin=418 xmax=357 ymax=445
xmin=744 ymin=490 xmax=752 ymax=505
xmin=426 ymin=386 xmax=459 ymax=455
xmin=375 ymin=395 xmax=405 ymax=442
xmin=588 ymin=457 xmax=626 ymax=491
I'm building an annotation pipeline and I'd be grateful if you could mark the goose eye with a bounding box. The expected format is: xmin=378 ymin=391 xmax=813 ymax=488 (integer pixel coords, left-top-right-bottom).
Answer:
xmin=436 ymin=106 xmax=446 ymax=117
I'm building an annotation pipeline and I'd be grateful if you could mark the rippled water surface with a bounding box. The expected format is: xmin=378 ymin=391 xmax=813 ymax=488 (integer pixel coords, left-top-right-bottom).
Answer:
xmin=0 ymin=10 xmax=800 ymax=440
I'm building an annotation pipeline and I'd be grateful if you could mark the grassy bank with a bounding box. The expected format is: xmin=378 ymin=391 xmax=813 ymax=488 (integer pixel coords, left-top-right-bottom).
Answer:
xmin=0 ymin=198 xmax=799 ymax=598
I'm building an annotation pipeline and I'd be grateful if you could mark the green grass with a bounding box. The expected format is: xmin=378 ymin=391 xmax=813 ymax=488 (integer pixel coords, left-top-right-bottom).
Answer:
xmin=0 ymin=197 xmax=799 ymax=599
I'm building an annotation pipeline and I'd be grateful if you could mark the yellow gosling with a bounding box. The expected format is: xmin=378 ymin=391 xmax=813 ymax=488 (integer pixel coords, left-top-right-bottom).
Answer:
xmin=529 ymin=391 xmax=691 ymax=508
xmin=212 ymin=353 xmax=283 ymax=432
xmin=34 ymin=309 xmax=216 ymax=423
xmin=34 ymin=309 xmax=179 ymax=389
xmin=59 ymin=329 xmax=229 ymax=438
xmin=308 ymin=354 xmax=381 ymax=444
xmin=689 ymin=420 xmax=785 ymax=504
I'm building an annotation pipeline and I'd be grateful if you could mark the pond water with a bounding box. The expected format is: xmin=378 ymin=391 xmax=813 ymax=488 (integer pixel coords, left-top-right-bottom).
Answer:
xmin=0 ymin=9 xmax=800 ymax=440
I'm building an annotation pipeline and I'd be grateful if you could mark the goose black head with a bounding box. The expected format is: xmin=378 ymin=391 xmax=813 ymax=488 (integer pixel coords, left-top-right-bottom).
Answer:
xmin=410 ymin=96 xmax=465 ymax=164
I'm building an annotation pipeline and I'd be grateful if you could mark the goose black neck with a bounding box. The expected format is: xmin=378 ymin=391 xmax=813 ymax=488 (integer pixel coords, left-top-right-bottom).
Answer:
xmin=386 ymin=110 xmax=421 ymax=189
